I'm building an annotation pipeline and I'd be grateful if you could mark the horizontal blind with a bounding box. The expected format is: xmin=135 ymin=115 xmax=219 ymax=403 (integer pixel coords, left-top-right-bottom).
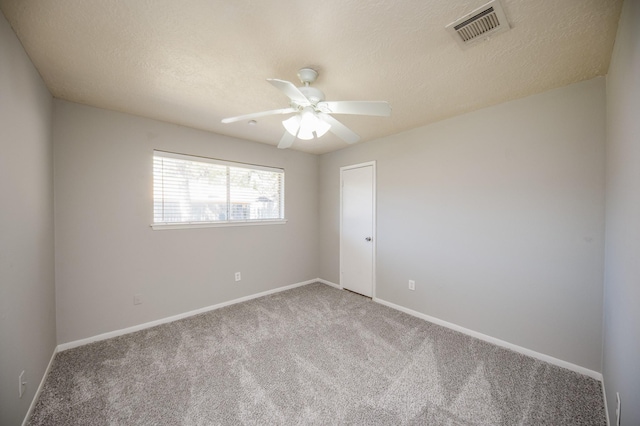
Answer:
xmin=153 ymin=151 xmax=284 ymax=225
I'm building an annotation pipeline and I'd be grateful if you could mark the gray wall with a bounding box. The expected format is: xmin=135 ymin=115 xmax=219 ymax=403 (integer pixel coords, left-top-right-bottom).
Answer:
xmin=603 ymin=0 xmax=640 ymax=423
xmin=53 ymin=100 xmax=319 ymax=344
xmin=319 ymin=78 xmax=606 ymax=372
xmin=0 ymin=12 xmax=56 ymax=425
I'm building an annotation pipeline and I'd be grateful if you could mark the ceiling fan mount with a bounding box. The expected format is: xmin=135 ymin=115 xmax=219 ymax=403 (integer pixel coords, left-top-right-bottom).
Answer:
xmin=222 ymin=67 xmax=391 ymax=149
xmin=297 ymin=67 xmax=318 ymax=86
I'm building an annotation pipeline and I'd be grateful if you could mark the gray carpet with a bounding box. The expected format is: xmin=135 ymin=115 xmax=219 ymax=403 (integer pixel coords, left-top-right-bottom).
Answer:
xmin=28 ymin=283 xmax=605 ymax=425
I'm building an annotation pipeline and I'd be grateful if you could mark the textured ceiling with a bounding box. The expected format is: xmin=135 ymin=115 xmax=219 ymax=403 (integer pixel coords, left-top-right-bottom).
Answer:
xmin=0 ymin=0 xmax=622 ymax=154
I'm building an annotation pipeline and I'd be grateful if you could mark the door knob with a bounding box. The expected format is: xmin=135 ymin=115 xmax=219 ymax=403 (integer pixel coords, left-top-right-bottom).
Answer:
xmin=365 ymin=237 xmax=372 ymax=242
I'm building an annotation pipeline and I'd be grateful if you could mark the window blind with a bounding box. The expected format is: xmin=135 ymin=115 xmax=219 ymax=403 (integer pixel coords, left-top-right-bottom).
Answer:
xmin=153 ymin=151 xmax=284 ymax=225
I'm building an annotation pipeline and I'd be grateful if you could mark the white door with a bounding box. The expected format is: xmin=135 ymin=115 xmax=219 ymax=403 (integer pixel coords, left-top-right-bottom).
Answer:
xmin=340 ymin=163 xmax=375 ymax=297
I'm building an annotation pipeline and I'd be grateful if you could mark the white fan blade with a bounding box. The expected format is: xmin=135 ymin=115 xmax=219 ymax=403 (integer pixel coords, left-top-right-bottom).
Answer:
xmin=267 ymin=79 xmax=310 ymax=106
xmin=221 ymin=107 xmax=296 ymax=124
xmin=318 ymin=113 xmax=360 ymax=144
xmin=317 ymin=101 xmax=391 ymax=117
xmin=277 ymin=131 xmax=296 ymax=149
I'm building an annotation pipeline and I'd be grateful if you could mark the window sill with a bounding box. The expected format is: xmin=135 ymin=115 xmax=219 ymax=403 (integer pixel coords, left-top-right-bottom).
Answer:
xmin=151 ymin=219 xmax=288 ymax=231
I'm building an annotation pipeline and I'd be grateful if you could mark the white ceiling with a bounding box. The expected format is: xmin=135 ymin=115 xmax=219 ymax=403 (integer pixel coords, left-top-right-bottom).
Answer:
xmin=0 ymin=0 xmax=622 ymax=154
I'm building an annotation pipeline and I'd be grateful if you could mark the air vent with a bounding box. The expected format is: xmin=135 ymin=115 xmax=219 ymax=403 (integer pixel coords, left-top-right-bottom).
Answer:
xmin=446 ymin=0 xmax=510 ymax=48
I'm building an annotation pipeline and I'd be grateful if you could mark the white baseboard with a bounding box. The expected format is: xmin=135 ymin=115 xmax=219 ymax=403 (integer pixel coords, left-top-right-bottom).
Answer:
xmin=317 ymin=278 xmax=341 ymax=289
xmin=22 ymin=346 xmax=57 ymax=426
xmin=55 ymin=279 xmax=605 ymax=382
xmin=373 ymin=296 xmax=603 ymax=381
xmin=57 ymin=278 xmax=319 ymax=352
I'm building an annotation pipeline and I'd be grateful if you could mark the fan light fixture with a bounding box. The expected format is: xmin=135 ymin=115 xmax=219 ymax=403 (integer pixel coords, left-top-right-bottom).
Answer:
xmin=282 ymin=107 xmax=330 ymax=140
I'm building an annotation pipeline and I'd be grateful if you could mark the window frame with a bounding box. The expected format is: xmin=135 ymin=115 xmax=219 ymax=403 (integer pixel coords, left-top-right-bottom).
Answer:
xmin=151 ymin=150 xmax=286 ymax=230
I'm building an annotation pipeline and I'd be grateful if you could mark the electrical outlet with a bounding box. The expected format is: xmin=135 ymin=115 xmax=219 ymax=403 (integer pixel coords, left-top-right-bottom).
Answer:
xmin=18 ymin=371 xmax=26 ymax=398
xmin=133 ymin=294 xmax=142 ymax=305
xmin=616 ymin=392 xmax=621 ymax=426
xmin=235 ymin=272 xmax=241 ymax=282
xmin=408 ymin=280 xmax=415 ymax=291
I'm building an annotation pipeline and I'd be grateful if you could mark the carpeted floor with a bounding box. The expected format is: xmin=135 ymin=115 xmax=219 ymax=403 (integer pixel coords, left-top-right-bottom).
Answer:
xmin=28 ymin=283 xmax=605 ymax=425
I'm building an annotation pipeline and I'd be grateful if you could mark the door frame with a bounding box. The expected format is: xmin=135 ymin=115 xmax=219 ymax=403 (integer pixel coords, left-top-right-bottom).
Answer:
xmin=339 ymin=161 xmax=377 ymax=298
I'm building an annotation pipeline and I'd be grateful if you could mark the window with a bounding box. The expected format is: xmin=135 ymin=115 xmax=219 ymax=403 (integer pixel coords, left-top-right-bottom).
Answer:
xmin=153 ymin=150 xmax=285 ymax=228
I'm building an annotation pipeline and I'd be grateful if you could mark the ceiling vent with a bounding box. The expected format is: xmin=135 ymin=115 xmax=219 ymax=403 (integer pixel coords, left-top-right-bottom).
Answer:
xmin=446 ymin=0 xmax=510 ymax=49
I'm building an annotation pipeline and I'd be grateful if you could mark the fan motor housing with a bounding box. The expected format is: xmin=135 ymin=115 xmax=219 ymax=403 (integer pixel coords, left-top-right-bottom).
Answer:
xmin=298 ymin=86 xmax=325 ymax=105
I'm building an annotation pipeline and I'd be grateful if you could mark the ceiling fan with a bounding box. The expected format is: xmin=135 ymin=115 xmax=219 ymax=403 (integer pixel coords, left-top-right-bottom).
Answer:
xmin=221 ymin=68 xmax=391 ymax=149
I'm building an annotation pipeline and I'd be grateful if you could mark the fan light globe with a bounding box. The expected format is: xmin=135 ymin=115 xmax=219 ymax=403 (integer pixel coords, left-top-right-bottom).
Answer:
xmin=299 ymin=107 xmax=316 ymax=129
xmin=282 ymin=115 xmax=301 ymax=136
xmin=315 ymin=118 xmax=331 ymax=137
xmin=297 ymin=107 xmax=315 ymax=139
xmin=297 ymin=126 xmax=314 ymax=140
